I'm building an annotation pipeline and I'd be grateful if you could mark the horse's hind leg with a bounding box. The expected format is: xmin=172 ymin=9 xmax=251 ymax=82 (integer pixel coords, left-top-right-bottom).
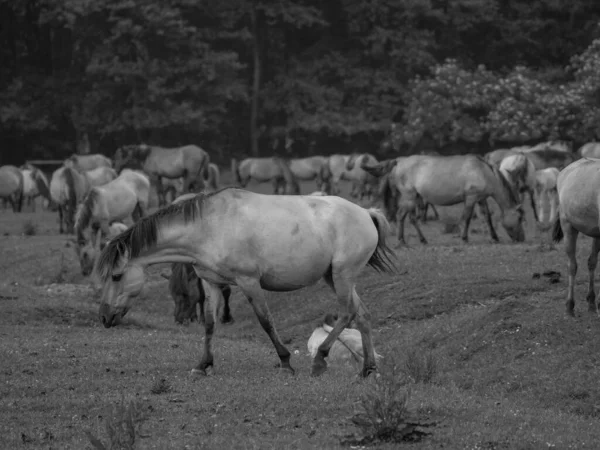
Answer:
xmin=192 ymin=280 xmax=224 ymax=375
xmin=315 ymin=271 xmax=376 ymax=377
xmin=585 ymin=237 xmax=600 ymax=315
xmin=235 ymin=276 xmax=293 ymax=374
xmin=461 ymin=200 xmax=477 ymax=242
xmin=220 ymin=285 xmax=234 ymax=324
xmin=563 ymin=220 xmax=578 ymax=316
xmin=478 ymin=199 xmax=499 ymax=242
xmin=58 ymin=206 xmax=64 ymax=234
xmin=527 ymin=188 xmax=539 ymax=222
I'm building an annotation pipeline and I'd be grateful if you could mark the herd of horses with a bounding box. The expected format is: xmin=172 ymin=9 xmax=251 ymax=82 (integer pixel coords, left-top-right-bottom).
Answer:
xmin=3 ymin=139 xmax=600 ymax=378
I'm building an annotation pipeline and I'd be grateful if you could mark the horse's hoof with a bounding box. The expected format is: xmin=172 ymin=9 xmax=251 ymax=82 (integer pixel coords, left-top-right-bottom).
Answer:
xmin=361 ymin=367 xmax=377 ymax=378
xmin=221 ymin=317 xmax=235 ymax=325
xmin=311 ymin=361 xmax=328 ymax=377
xmin=191 ymin=368 xmax=207 ymax=376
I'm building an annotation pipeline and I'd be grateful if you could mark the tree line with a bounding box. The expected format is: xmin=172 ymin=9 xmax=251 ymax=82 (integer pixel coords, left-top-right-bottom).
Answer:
xmin=2 ymin=0 xmax=600 ymax=166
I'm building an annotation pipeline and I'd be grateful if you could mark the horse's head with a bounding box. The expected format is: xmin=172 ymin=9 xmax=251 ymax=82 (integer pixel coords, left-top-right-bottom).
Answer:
xmin=501 ymin=204 xmax=525 ymax=242
xmin=114 ymin=145 xmax=149 ymax=173
xmin=98 ymin=261 xmax=145 ymax=328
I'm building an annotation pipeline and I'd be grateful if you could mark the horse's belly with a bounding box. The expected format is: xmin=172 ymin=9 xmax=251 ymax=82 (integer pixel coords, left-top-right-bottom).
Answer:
xmin=418 ymin=188 xmax=464 ymax=206
xmin=259 ymin=260 xmax=329 ymax=292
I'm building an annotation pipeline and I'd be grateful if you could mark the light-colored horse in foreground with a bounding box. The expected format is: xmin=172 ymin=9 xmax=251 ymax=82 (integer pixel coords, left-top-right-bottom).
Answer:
xmin=94 ymin=188 xmax=396 ymax=378
xmin=0 ymin=165 xmax=24 ymax=212
xmin=552 ymin=158 xmax=600 ymax=316
xmin=289 ymin=156 xmax=331 ymax=192
xmin=114 ymin=144 xmax=210 ymax=206
xmin=499 ymin=153 xmax=538 ymax=223
xmin=535 ymin=168 xmax=559 ymax=231
xmin=385 ymin=155 xmax=524 ymax=245
xmin=74 ymin=169 xmax=150 ymax=247
xmin=64 ymin=153 xmax=113 ymax=171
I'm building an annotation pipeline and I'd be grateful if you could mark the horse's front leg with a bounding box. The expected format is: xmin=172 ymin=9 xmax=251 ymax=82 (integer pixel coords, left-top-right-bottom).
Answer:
xmin=396 ymin=202 xmax=412 ymax=247
xmin=192 ymin=280 xmax=223 ymax=375
xmin=585 ymin=238 xmax=600 ymax=315
xmin=527 ymin=188 xmax=539 ymax=223
xmin=478 ymin=199 xmax=499 ymax=242
xmin=563 ymin=220 xmax=579 ymax=316
xmin=220 ymin=285 xmax=234 ymax=324
xmin=58 ymin=206 xmax=64 ymax=234
xmin=236 ymin=276 xmax=293 ymax=374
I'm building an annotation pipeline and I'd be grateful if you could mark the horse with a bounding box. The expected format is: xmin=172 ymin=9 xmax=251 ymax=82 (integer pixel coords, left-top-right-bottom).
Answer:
xmin=94 ymin=188 xmax=396 ymax=378
xmin=327 ymin=154 xmax=363 ymax=196
xmin=484 ymin=149 xmax=517 ymax=168
xmin=552 ymin=158 xmax=600 ymax=316
xmin=385 ymin=155 xmax=525 ymax=245
xmin=20 ymin=165 xmax=52 ymax=211
xmin=499 ymin=153 xmax=539 ymax=223
xmin=273 ymin=157 xmax=300 ymax=195
xmin=49 ymin=167 xmax=91 ymax=234
xmin=205 ymin=163 xmax=220 ymax=192
xmin=161 ymin=163 xmax=221 ymax=204
xmin=288 ymin=156 xmax=331 ymax=192
xmin=344 ymin=153 xmax=380 ymax=201
xmin=535 ymin=168 xmax=559 ymax=231
xmin=231 ymin=157 xmax=286 ymax=193
xmin=0 ymin=165 xmax=24 ymax=212
xmin=521 ymin=141 xmax=573 ymax=153
xmin=578 ymin=142 xmax=600 ymax=159
xmin=524 ymin=148 xmax=576 ymax=171
xmin=74 ymin=169 xmax=150 ymax=247
xmin=113 ymin=144 xmax=210 ymax=207
xmin=84 ymin=166 xmax=118 ymax=187
xmin=73 ymin=222 xmax=129 ymax=276
xmin=64 ymin=153 xmax=113 ymax=172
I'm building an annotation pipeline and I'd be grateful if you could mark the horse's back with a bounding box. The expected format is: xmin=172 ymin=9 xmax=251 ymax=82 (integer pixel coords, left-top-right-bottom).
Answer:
xmin=0 ymin=165 xmax=22 ymax=195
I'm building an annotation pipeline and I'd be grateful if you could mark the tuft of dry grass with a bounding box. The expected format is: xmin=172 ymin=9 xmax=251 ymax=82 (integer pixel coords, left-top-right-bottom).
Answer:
xmin=22 ymin=220 xmax=37 ymax=236
xmin=404 ymin=348 xmax=439 ymax=384
xmin=86 ymin=396 xmax=149 ymax=450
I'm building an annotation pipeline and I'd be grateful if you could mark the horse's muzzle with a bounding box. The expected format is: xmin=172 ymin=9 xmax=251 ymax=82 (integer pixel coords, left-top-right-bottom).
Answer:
xmin=99 ymin=303 xmax=129 ymax=328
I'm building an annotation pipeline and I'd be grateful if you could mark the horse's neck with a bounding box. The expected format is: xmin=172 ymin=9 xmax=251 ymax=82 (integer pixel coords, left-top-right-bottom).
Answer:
xmin=489 ymin=169 xmax=515 ymax=212
xmin=130 ymin=223 xmax=200 ymax=268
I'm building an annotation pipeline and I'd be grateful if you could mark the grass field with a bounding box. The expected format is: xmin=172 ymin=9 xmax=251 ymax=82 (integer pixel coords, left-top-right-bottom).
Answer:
xmin=2 ymin=176 xmax=600 ymax=449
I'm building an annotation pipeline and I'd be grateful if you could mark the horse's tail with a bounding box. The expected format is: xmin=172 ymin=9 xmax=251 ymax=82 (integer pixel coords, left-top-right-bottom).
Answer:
xmin=231 ymin=158 xmax=242 ymax=186
xmin=346 ymin=153 xmax=358 ymax=171
xmin=552 ymin=217 xmax=564 ymax=243
xmin=366 ymin=208 xmax=397 ymax=273
xmin=75 ymin=188 xmax=98 ymax=244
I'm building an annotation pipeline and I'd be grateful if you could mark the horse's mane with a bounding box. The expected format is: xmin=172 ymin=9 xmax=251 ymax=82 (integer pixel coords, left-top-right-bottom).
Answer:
xmin=75 ymin=188 xmax=99 ymax=244
xmin=94 ymin=187 xmax=235 ymax=281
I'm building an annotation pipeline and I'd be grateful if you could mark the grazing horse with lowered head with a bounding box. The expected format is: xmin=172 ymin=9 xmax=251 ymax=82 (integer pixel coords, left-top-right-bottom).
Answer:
xmin=535 ymin=167 xmax=559 ymax=231
xmin=64 ymin=153 xmax=113 ymax=172
xmin=49 ymin=166 xmax=91 ymax=234
xmin=552 ymin=158 xmax=600 ymax=316
xmin=385 ymin=155 xmax=524 ymax=245
xmin=74 ymin=169 xmax=150 ymax=249
xmin=288 ymin=156 xmax=331 ymax=192
xmin=113 ymin=144 xmax=210 ymax=207
xmin=0 ymin=165 xmax=24 ymax=212
xmin=499 ymin=153 xmax=539 ymax=223
xmin=94 ymin=188 xmax=396 ymax=378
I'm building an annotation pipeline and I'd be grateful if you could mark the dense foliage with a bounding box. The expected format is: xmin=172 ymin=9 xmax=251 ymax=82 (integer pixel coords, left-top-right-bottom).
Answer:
xmin=2 ymin=0 xmax=600 ymax=164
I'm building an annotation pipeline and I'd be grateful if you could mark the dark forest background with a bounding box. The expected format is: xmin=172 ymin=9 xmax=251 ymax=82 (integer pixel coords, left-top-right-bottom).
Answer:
xmin=2 ymin=0 xmax=600 ymax=166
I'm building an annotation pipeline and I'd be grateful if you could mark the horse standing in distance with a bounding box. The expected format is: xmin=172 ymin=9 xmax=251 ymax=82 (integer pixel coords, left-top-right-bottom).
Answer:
xmin=553 ymin=158 xmax=600 ymax=316
xmin=230 ymin=157 xmax=287 ymax=193
xmin=288 ymin=156 xmax=331 ymax=193
xmin=578 ymin=142 xmax=600 ymax=159
xmin=94 ymin=188 xmax=396 ymax=378
xmin=499 ymin=153 xmax=539 ymax=223
xmin=74 ymin=169 xmax=150 ymax=252
xmin=20 ymin=164 xmax=52 ymax=211
xmin=64 ymin=153 xmax=113 ymax=172
xmin=535 ymin=167 xmax=559 ymax=231
xmin=113 ymin=144 xmax=210 ymax=207
xmin=0 ymin=165 xmax=24 ymax=213
xmin=273 ymin=157 xmax=300 ymax=195
xmin=384 ymin=154 xmax=524 ymax=245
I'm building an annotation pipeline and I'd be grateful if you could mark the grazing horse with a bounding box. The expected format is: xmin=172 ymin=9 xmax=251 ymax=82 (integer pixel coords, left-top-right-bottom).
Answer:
xmin=345 ymin=153 xmax=380 ymax=201
xmin=231 ymin=157 xmax=286 ymax=193
xmin=113 ymin=144 xmax=210 ymax=207
xmin=499 ymin=153 xmax=539 ymax=222
xmin=535 ymin=168 xmax=559 ymax=231
xmin=552 ymin=158 xmax=600 ymax=316
xmin=49 ymin=167 xmax=91 ymax=234
xmin=74 ymin=169 xmax=150 ymax=247
xmin=0 ymin=165 xmax=24 ymax=212
xmin=289 ymin=156 xmax=331 ymax=192
xmin=386 ymin=155 xmax=524 ymax=245
xmin=578 ymin=142 xmax=600 ymax=159
xmin=94 ymin=188 xmax=396 ymax=378
xmin=64 ymin=153 xmax=113 ymax=171
xmin=73 ymin=222 xmax=129 ymax=277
